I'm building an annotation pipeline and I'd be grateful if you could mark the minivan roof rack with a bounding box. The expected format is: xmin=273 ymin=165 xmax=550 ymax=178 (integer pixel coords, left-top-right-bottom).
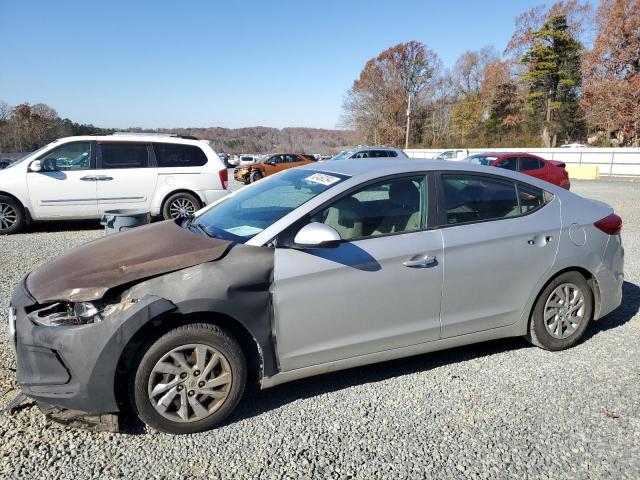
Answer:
xmin=109 ymin=132 xmax=200 ymax=140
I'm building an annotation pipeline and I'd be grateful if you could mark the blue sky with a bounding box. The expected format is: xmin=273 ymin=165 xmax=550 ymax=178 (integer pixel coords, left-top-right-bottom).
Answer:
xmin=1 ymin=0 xmax=569 ymax=129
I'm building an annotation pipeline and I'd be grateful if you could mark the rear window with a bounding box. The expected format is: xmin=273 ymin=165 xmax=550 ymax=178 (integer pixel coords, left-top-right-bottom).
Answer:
xmin=100 ymin=143 xmax=149 ymax=169
xmin=153 ymin=143 xmax=208 ymax=168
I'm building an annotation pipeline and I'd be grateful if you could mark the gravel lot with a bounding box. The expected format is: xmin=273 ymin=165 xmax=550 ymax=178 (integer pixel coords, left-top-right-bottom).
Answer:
xmin=0 ymin=178 xmax=639 ymax=479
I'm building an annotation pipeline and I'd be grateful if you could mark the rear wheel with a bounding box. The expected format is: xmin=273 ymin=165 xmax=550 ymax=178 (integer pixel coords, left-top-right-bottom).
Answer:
xmin=0 ymin=195 xmax=24 ymax=235
xmin=131 ymin=323 xmax=246 ymax=434
xmin=162 ymin=192 xmax=201 ymax=221
xmin=528 ymin=271 xmax=593 ymax=350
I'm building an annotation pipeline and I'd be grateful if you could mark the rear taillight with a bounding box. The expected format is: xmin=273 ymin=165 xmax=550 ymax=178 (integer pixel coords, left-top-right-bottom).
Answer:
xmin=594 ymin=213 xmax=622 ymax=235
xmin=219 ymin=168 xmax=228 ymax=189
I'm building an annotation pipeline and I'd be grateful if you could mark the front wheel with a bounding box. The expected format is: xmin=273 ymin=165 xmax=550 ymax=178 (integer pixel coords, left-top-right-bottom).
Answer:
xmin=250 ymin=170 xmax=263 ymax=183
xmin=131 ymin=323 xmax=247 ymax=434
xmin=528 ymin=271 xmax=593 ymax=350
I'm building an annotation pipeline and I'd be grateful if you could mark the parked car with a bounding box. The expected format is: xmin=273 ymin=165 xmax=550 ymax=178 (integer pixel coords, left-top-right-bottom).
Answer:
xmin=560 ymin=143 xmax=589 ymax=148
xmin=237 ymin=155 xmax=260 ymax=166
xmin=431 ymin=149 xmax=469 ymax=160
xmin=328 ymin=146 xmax=408 ymax=161
xmin=464 ymin=152 xmax=570 ymax=189
xmin=0 ymin=134 xmax=229 ymax=234
xmin=9 ymin=159 xmax=623 ymax=434
xmin=233 ymin=153 xmax=314 ymax=184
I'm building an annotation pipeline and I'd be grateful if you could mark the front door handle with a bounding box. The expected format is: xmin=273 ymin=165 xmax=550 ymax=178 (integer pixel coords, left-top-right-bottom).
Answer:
xmin=96 ymin=175 xmax=113 ymax=181
xmin=80 ymin=175 xmax=97 ymax=181
xmin=403 ymin=254 xmax=437 ymax=268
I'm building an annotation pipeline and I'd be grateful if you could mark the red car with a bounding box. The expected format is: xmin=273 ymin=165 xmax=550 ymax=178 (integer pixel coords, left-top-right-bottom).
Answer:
xmin=465 ymin=152 xmax=570 ymax=190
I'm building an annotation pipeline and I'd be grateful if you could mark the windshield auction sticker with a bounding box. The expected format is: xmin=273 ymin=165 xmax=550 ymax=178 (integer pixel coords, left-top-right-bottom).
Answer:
xmin=305 ymin=173 xmax=341 ymax=186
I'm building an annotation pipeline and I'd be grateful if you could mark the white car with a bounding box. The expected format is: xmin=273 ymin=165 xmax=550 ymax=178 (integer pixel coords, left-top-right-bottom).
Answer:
xmin=0 ymin=133 xmax=229 ymax=234
xmin=237 ymin=154 xmax=260 ymax=166
xmin=431 ymin=149 xmax=469 ymax=160
xmin=560 ymin=143 xmax=589 ymax=148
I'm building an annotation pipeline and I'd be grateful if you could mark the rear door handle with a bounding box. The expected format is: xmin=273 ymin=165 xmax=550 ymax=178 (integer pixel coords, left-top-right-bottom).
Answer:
xmin=403 ymin=254 xmax=437 ymax=268
xmin=80 ymin=175 xmax=97 ymax=181
xmin=527 ymin=235 xmax=553 ymax=246
xmin=96 ymin=175 xmax=113 ymax=181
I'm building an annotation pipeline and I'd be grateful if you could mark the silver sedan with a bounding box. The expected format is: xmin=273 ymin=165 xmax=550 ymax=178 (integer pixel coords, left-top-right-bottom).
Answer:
xmin=10 ymin=159 xmax=624 ymax=434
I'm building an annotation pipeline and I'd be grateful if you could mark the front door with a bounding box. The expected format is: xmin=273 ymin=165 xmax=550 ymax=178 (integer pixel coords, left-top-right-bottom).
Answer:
xmin=26 ymin=141 xmax=99 ymax=219
xmin=437 ymin=172 xmax=561 ymax=338
xmin=96 ymin=142 xmax=158 ymax=214
xmin=273 ymin=175 xmax=443 ymax=371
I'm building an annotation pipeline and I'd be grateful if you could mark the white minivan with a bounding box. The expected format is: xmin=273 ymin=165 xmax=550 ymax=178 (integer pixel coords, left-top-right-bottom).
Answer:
xmin=0 ymin=133 xmax=229 ymax=234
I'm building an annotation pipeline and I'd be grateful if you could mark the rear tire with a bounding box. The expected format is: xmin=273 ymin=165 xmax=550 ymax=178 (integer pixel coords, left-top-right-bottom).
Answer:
xmin=528 ymin=271 xmax=593 ymax=350
xmin=162 ymin=192 xmax=201 ymax=221
xmin=131 ymin=323 xmax=246 ymax=434
xmin=0 ymin=195 xmax=25 ymax=235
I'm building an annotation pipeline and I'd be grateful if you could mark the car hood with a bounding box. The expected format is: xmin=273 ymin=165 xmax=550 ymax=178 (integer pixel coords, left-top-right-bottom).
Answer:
xmin=26 ymin=220 xmax=232 ymax=303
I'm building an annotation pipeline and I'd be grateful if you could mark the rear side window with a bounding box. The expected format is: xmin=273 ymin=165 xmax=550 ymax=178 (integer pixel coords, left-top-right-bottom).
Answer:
xmin=372 ymin=150 xmax=398 ymax=158
xmin=517 ymin=184 xmax=545 ymax=213
xmin=100 ymin=143 xmax=149 ymax=169
xmin=153 ymin=143 xmax=208 ymax=168
xmin=520 ymin=157 xmax=543 ymax=171
xmin=441 ymin=174 xmax=520 ymax=224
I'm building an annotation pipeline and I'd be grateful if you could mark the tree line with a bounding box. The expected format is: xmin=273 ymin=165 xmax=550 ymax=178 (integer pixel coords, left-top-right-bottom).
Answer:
xmin=342 ymin=0 xmax=640 ymax=148
xmin=0 ymin=102 xmax=354 ymax=155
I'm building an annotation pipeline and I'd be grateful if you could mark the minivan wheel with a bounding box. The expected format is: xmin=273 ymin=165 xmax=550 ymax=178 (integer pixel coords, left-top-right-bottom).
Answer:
xmin=162 ymin=192 xmax=201 ymax=220
xmin=250 ymin=170 xmax=263 ymax=183
xmin=0 ymin=195 xmax=24 ymax=235
xmin=132 ymin=323 xmax=246 ymax=434
xmin=528 ymin=271 xmax=593 ymax=351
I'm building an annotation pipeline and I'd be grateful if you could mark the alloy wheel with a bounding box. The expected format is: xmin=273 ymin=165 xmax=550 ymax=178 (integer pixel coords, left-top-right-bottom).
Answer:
xmin=169 ymin=198 xmax=197 ymax=219
xmin=147 ymin=343 xmax=233 ymax=423
xmin=543 ymin=283 xmax=586 ymax=339
xmin=0 ymin=202 xmax=18 ymax=231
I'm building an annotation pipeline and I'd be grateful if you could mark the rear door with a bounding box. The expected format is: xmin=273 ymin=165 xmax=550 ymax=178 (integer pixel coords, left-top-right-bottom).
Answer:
xmin=96 ymin=142 xmax=158 ymax=214
xmin=26 ymin=140 xmax=99 ymax=219
xmin=518 ymin=156 xmax=548 ymax=181
xmin=437 ymin=172 xmax=560 ymax=337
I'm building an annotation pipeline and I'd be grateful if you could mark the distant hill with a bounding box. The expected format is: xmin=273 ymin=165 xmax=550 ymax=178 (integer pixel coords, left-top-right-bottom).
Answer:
xmin=125 ymin=126 xmax=356 ymax=154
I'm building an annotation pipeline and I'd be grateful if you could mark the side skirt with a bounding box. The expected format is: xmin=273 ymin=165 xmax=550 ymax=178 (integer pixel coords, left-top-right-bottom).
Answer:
xmin=260 ymin=323 xmax=524 ymax=389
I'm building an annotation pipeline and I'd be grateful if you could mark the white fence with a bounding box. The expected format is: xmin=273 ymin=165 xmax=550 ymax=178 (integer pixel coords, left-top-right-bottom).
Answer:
xmin=405 ymin=148 xmax=640 ymax=176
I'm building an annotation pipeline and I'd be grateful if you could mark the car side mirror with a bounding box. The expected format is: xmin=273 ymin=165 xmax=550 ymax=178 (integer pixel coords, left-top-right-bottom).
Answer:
xmin=29 ymin=160 xmax=42 ymax=172
xmin=293 ymin=222 xmax=341 ymax=249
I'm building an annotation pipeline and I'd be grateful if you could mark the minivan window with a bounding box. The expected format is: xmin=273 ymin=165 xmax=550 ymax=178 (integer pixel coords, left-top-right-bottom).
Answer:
xmin=100 ymin=143 xmax=149 ymax=169
xmin=442 ymin=174 xmax=520 ymax=224
xmin=38 ymin=142 xmax=91 ymax=171
xmin=153 ymin=143 xmax=207 ymax=168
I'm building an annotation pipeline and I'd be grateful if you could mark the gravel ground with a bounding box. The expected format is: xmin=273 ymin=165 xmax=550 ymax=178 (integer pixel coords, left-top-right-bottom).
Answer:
xmin=0 ymin=178 xmax=639 ymax=479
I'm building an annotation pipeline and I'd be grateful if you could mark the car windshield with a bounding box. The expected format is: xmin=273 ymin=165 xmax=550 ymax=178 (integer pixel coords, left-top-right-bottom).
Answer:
xmin=328 ymin=150 xmax=353 ymax=161
xmin=465 ymin=155 xmax=498 ymax=166
xmin=192 ymin=168 xmax=349 ymax=242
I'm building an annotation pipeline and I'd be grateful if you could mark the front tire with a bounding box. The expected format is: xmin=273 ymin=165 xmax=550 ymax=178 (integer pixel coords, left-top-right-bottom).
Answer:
xmin=250 ymin=170 xmax=263 ymax=183
xmin=162 ymin=192 xmax=201 ymax=221
xmin=528 ymin=271 xmax=593 ymax=351
xmin=0 ymin=195 xmax=25 ymax=235
xmin=131 ymin=323 xmax=246 ymax=434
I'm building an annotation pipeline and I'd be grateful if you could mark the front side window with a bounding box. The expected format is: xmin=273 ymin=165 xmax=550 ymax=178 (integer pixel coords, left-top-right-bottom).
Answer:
xmin=442 ymin=174 xmax=520 ymax=224
xmin=310 ymin=176 xmax=426 ymax=241
xmin=100 ymin=143 xmax=149 ymax=169
xmin=496 ymin=157 xmax=518 ymax=170
xmin=153 ymin=143 xmax=207 ymax=168
xmin=38 ymin=142 xmax=91 ymax=171
xmin=192 ymin=169 xmax=348 ymax=242
xmin=353 ymin=151 xmax=370 ymax=159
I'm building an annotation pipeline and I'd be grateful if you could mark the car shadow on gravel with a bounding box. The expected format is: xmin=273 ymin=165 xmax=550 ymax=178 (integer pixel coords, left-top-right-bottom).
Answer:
xmin=24 ymin=220 xmax=103 ymax=233
xmin=118 ymin=281 xmax=640 ymax=434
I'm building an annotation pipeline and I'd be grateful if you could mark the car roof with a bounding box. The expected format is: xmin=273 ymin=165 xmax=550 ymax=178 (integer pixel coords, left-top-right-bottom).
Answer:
xmin=293 ymin=158 xmax=562 ymax=192
xmin=54 ymin=134 xmax=211 ymax=147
